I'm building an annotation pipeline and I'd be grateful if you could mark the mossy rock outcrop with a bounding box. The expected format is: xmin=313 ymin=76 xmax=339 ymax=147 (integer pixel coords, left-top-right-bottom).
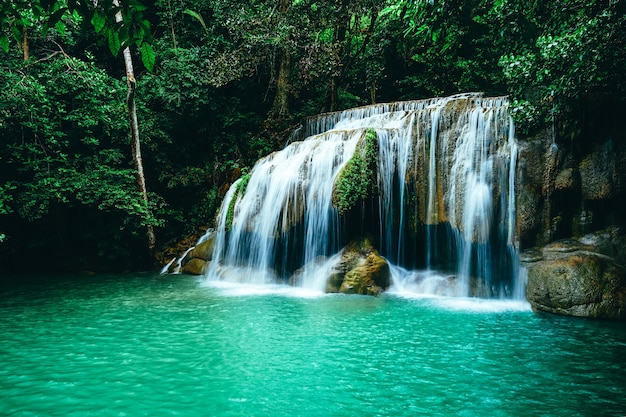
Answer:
xmin=332 ymin=129 xmax=378 ymax=215
xmin=325 ymin=237 xmax=390 ymax=296
xmin=523 ymin=228 xmax=626 ymax=320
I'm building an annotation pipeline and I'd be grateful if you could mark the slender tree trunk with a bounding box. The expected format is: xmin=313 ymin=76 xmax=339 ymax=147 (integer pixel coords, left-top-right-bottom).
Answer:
xmin=329 ymin=78 xmax=338 ymax=112
xmin=166 ymin=0 xmax=177 ymax=50
xmin=328 ymin=5 xmax=348 ymax=112
xmin=271 ymin=49 xmax=291 ymax=119
xmin=22 ymin=26 xmax=29 ymax=61
xmin=327 ymin=5 xmax=379 ymax=111
xmin=114 ymin=2 xmax=156 ymax=254
xmin=269 ymin=0 xmax=292 ymax=120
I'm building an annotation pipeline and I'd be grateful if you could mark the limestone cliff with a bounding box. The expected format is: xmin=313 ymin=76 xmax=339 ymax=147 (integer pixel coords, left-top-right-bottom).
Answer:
xmin=517 ymin=125 xmax=626 ymax=319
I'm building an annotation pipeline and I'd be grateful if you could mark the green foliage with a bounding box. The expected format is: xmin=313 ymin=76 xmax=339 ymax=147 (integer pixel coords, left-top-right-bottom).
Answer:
xmin=0 ymin=181 xmax=14 ymax=243
xmin=381 ymin=0 xmax=506 ymax=99
xmin=497 ymin=1 xmax=626 ymax=132
xmin=0 ymin=55 xmax=141 ymax=217
xmin=0 ymin=0 xmax=155 ymax=70
xmin=0 ymin=180 xmax=15 ymax=214
xmin=382 ymin=0 xmax=625 ymax=136
xmin=182 ymin=9 xmax=208 ymax=34
xmin=0 ymin=50 xmax=160 ymax=268
xmin=186 ymin=185 xmax=219 ymax=232
xmin=332 ymin=129 xmax=378 ymax=215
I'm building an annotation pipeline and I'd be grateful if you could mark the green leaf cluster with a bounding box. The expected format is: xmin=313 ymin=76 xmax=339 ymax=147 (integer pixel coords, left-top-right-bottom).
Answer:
xmin=496 ymin=1 xmax=626 ymax=132
xmin=1 ymin=0 xmax=155 ymax=70
xmin=387 ymin=0 xmax=625 ymax=134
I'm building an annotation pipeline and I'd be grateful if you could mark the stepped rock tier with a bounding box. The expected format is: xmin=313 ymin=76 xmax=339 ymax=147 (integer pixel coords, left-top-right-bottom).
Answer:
xmin=177 ymin=93 xmax=521 ymax=298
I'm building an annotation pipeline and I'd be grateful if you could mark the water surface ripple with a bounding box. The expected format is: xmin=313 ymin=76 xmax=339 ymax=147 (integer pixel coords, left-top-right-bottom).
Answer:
xmin=1 ymin=274 xmax=625 ymax=416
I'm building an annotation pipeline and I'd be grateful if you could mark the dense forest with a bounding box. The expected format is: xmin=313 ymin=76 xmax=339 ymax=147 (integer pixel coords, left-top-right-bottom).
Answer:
xmin=1 ymin=0 xmax=624 ymax=273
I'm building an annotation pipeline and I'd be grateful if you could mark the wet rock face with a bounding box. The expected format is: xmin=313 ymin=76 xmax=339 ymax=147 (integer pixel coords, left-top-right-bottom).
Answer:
xmin=523 ymin=228 xmax=626 ymax=320
xmin=181 ymin=258 xmax=209 ymax=275
xmin=325 ymin=237 xmax=391 ymax=296
xmin=580 ymin=139 xmax=624 ymax=201
xmin=514 ymin=128 xmax=626 ymax=320
xmin=516 ymin=135 xmax=550 ymax=248
xmin=516 ymin=132 xmax=626 ymax=249
xmin=180 ymin=234 xmax=216 ymax=275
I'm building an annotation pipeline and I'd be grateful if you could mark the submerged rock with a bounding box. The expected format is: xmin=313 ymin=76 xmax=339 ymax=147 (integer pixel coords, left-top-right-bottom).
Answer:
xmin=325 ymin=238 xmax=390 ymax=296
xmin=523 ymin=228 xmax=626 ymax=320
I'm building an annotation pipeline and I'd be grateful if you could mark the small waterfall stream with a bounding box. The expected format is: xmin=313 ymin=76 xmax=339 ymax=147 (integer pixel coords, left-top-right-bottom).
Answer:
xmin=203 ymin=93 xmax=520 ymax=298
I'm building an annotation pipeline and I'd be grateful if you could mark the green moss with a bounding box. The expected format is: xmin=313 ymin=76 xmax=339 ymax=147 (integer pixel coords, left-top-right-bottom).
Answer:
xmin=332 ymin=129 xmax=378 ymax=215
xmin=225 ymin=171 xmax=251 ymax=231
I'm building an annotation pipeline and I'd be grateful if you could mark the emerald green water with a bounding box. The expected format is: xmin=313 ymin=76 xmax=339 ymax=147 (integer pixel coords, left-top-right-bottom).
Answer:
xmin=1 ymin=274 xmax=624 ymax=417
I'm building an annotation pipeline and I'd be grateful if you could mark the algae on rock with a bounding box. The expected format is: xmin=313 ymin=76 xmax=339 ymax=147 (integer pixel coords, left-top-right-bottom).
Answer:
xmin=332 ymin=129 xmax=378 ymax=215
xmin=225 ymin=172 xmax=251 ymax=231
xmin=325 ymin=237 xmax=391 ymax=296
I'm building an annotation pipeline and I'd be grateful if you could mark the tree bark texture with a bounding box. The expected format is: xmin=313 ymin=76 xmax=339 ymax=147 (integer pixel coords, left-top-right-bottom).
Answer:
xmin=22 ymin=26 xmax=29 ymax=61
xmin=270 ymin=49 xmax=291 ymax=119
xmin=269 ymin=0 xmax=292 ymax=120
xmin=115 ymin=2 xmax=156 ymax=253
xmin=328 ymin=6 xmax=348 ymax=112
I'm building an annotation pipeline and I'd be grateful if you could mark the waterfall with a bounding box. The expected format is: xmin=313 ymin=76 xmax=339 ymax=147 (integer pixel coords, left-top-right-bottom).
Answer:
xmin=205 ymin=130 xmax=359 ymax=284
xmin=205 ymin=93 xmax=519 ymax=298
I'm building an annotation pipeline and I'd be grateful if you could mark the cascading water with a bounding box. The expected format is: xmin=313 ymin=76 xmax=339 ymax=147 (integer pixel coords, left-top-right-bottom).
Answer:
xmin=205 ymin=130 xmax=359 ymax=285
xmin=204 ymin=93 xmax=521 ymax=298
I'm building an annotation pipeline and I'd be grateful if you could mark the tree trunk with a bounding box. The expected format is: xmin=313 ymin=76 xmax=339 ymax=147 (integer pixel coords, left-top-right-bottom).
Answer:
xmin=328 ymin=8 xmax=348 ymax=112
xmin=327 ymin=5 xmax=379 ymax=111
xmin=269 ymin=0 xmax=292 ymax=120
xmin=329 ymin=78 xmax=338 ymax=112
xmin=270 ymin=48 xmax=291 ymax=119
xmin=114 ymin=2 xmax=156 ymax=254
xmin=22 ymin=26 xmax=29 ymax=61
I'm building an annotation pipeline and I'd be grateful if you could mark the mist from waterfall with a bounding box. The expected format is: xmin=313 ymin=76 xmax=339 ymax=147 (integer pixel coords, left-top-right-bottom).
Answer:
xmin=204 ymin=93 xmax=521 ymax=298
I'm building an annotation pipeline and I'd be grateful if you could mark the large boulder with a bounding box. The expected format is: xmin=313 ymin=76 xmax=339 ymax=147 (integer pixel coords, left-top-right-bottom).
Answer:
xmin=190 ymin=237 xmax=216 ymax=261
xmin=180 ymin=233 xmax=216 ymax=275
xmin=523 ymin=228 xmax=626 ymax=320
xmin=181 ymin=258 xmax=209 ymax=275
xmin=325 ymin=238 xmax=390 ymax=296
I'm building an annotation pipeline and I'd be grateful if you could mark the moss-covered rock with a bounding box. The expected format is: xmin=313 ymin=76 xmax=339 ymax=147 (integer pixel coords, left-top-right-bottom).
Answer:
xmin=325 ymin=237 xmax=390 ymax=296
xmin=339 ymin=253 xmax=390 ymax=296
xmin=332 ymin=129 xmax=378 ymax=215
xmin=225 ymin=172 xmax=251 ymax=231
